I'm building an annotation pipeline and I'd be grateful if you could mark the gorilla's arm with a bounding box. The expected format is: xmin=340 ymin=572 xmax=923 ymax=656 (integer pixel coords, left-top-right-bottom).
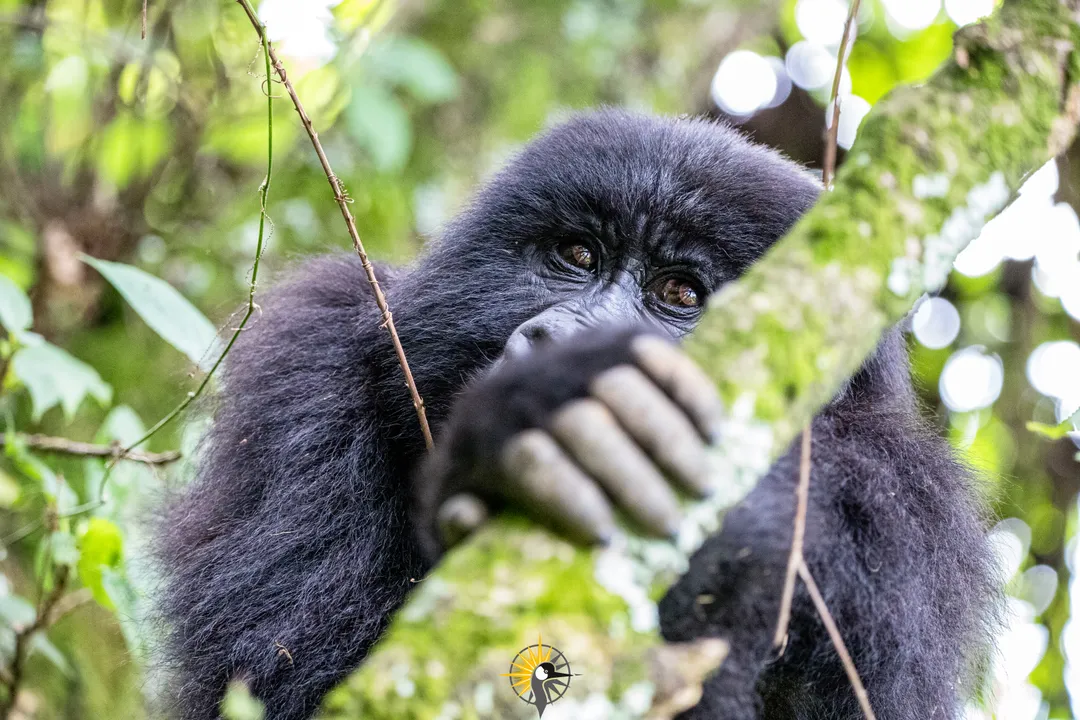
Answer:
xmin=421 ymin=329 xmax=996 ymax=720
xmin=157 ymin=256 xmax=425 ymax=720
xmin=660 ymin=368 xmax=996 ymax=719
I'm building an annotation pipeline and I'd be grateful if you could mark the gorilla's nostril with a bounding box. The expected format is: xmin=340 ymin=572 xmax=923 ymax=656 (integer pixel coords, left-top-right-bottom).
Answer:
xmin=524 ymin=324 xmax=550 ymax=343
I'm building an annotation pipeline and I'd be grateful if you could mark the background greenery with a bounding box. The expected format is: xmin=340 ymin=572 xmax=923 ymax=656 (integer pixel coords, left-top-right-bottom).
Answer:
xmin=0 ymin=0 xmax=1076 ymax=718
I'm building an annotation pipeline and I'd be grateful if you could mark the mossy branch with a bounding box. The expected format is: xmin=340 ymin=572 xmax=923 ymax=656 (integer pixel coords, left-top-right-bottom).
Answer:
xmin=320 ymin=2 xmax=1080 ymax=718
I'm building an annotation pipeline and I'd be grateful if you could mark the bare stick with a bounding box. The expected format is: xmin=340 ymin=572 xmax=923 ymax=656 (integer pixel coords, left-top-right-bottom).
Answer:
xmin=235 ymin=0 xmax=434 ymax=450
xmin=822 ymin=0 xmax=863 ymax=187
xmin=141 ymin=0 xmax=147 ymax=39
xmin=798 ymin=560 xmax=876 ymax=719
xmin=15 ymin=434 xmax=179 ymax=465
xmin=773 ymin=425 xmax=812 ymax=647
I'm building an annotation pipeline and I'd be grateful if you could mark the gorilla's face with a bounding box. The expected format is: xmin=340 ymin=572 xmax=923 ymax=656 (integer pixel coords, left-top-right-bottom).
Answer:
xmin=421 ymin=111 xmax=820 ymax=369
xmin=501 ymin=226 xmax=729 ymax=359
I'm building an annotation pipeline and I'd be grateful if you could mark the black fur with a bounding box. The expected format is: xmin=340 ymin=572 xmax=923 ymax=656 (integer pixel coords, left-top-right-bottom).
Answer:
xmin=156 ymin=110 xmax=995 ymax=719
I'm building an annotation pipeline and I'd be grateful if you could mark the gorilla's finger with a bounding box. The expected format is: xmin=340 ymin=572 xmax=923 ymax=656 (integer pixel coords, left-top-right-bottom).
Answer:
xmin=590 ymin=365 xmax=714 ymax=498
xmin=500 ymin=429 xmax=617 ymax=545
xmin=550 ymin=399 xmax=683 ymax=538
xmin=437 ymin=493 xmax=490 ymax=548
xmin=631 ymin=335 xmax=724 ymax=443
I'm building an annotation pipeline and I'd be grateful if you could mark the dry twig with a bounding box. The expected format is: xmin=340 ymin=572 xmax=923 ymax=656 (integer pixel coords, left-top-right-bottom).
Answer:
xmin=234 ymin=0 xmax=434 ymax=450
xmin=774 ymin=5 xmax=876 ymax=719
xmin=823 ymin=0 xmax=863 ymax=187
xmin=14 ymin=434 xmax=179 ymax=465
xmin=773 ymin=425 xmax=812 ymax=647
xmin=798 ymin=560 xmax=876 ymax=719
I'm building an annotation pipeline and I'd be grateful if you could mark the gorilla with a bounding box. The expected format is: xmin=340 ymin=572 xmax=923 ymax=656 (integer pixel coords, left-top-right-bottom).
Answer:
xmin=157 ymin=110 xmax=996 ymax=720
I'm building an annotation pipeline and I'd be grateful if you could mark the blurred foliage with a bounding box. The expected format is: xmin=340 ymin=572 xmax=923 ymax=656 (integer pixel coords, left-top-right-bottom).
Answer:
xmin=0 ymin=0 xmax=1073 ymax=718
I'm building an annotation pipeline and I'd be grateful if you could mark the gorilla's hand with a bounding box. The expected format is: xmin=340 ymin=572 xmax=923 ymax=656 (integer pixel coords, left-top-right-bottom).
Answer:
xmin=414 ymin=331 xmax=723 ymax=558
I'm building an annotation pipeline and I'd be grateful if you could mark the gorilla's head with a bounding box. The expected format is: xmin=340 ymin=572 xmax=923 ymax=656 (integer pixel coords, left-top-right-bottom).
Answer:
xmin=403 ymin=110 xmax=821 ymax=385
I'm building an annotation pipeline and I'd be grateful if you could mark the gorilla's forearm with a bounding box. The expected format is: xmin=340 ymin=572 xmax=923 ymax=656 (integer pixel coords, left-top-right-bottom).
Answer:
xmin=157 ymin=256 xmax=426 ymax=720
xmin=660 ymin=385 xmax=994 ymax=718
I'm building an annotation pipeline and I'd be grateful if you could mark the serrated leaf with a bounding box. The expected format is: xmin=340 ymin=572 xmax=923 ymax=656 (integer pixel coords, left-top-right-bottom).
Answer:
xmin=78 ymin=518 xmax=124 ymax=609
xmin=0 ymin=274 xmax=31 ymax=334
xmin=0 ymin=596 xmax=35 ymax=631
xmin=367 ymin=37 xmax=459 ymax=104
xmin=11 ymin=342 xmax=112 ymax=421
xmin=79 ymin=255 xmax=221 ymax=371
xmin=345 ymin=84 xmax=412 ymax=173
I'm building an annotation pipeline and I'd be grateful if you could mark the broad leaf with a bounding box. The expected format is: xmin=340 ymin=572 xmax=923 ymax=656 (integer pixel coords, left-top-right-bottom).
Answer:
xmin=78 ymin=518 xmax=124 ymax=609
xmin=79 ymin=255 xmax=221 ymax=371
xmin=367 ymin=37 xmax=459 ymax=104
xmin=11 ymin=342 xmax=112 ymax=421
xmin=346 ymin=84 xmax=412 ymax=173
xmin=30 ymin=634 xmax=72 ymax=677
xmin=0 ymin=274 xmax=31 ymax=335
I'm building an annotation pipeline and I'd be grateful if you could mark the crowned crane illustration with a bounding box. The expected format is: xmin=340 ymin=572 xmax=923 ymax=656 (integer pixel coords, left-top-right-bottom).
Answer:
xmin=501 ymin=634 xmax=576 ymax=718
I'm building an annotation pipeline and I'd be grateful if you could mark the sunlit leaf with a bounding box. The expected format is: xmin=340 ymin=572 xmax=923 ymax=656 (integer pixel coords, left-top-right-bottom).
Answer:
xmin=78 ymin=518 xmax=124 ymax=609
xmin=0 ymin=469 xmax=20 ymax=508
xmin=1028 ymin=407 xmax=1080 ymax=441
xmin=11 ymin=342 xmax=112 ymax=421
xmin=221 ymin=681 xmax=266 ymax=720
xmin=97 ymin=112 xmax=172 ymax=189
xmin=346 ymin=84 xmax=412 ymax=173
xmin=80 ymin=255 xmax=222 ymax=372
xmin=367 ymin=37 xmax=459 ymax=104
xmin=0 ymin=274 xmax=32 ymax=335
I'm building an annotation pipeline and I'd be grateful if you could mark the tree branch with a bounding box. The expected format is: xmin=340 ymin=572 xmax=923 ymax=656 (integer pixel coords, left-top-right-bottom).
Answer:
xmin=319 ymin=2 xmax=1080 ymax=718
xmin=11 ymin=434 xmax=180 ymax=465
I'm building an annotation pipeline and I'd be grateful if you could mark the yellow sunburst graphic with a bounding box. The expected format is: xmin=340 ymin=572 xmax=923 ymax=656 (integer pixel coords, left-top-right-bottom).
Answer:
xmin=501 ymin=633 xmax=554 ymax=698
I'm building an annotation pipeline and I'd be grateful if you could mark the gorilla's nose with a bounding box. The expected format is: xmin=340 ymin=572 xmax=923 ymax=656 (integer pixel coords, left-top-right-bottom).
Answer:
xmin=503 ymin=320 xmax=555 ymax=360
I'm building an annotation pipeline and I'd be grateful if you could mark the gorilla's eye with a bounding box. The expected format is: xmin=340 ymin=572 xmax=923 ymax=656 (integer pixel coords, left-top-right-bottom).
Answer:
xmin=655 ymin=277 xmax=701 ymax=308
xmin=557 ymin=242 xmax=598 ymax=272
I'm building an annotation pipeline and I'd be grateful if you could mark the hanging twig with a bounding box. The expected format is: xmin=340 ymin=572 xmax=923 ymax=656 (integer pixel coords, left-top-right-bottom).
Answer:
xmin=773 ymin=425 xmax=812 ymax=647
xmin=141 ymin=0 xmax=147 ymax=40
xmin=776 ymin=6 xmax=876 ymax=719
xmin=91 ymin=7 xmax=279 ymax=503
xmin=822 ymin=0 xmax=863 ymax=187
xmin=234 ymin=0 xmax=434 ymax=450
xmin=12 ymin=434 xmax=179 ymax=465
xmin=798 ymin=561 xmax=876 ymax=719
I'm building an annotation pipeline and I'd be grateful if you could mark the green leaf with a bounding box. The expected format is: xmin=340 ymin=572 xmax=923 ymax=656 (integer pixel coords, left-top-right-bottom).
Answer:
xmin=221 ymin=681 xmax=266 ymax=720
xmin=345 ymin=84 xmax=412 ymax=173
xmin=1027 ymin=407 xmax=1080 ymax=441
xmin=367 ymin=37 xmax=459 ymax=104
xmin=30 ymin=634 xmax=72 ymax=677
xmin=79 ymin=255 xmax=222 ymax=371
xmin=10 ymin=342 xmax=112 ymax=421
xmin=96 ymin=112 xmax=172 ymax=189
xmin=78 ymin=518 xmax=124 ymax=609
xmin=0 ymin=274 xmax=31 ymax=335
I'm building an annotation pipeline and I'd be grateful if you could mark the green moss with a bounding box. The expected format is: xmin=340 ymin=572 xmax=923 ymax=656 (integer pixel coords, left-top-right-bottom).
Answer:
xmin=321 ymin=3 xmax=1080 ymax=717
